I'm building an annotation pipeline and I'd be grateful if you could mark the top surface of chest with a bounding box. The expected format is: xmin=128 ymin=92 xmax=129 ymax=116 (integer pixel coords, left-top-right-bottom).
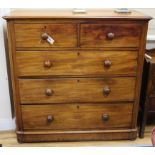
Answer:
xmin=3 ymin=9 xmax=151 ymax=20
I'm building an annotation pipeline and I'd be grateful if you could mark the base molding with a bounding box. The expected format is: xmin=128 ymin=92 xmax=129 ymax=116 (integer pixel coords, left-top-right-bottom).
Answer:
xmin=16 ymin=128 xmax=137 ymax=143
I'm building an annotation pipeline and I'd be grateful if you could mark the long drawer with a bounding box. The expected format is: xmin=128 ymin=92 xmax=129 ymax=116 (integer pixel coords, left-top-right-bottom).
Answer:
xmin=19 ymin=77 xmax=135 ymax=104
xmin=16 ymin=51 xmax=137 ymax=76
xmin=14 ymin=24 xmax=77 ymax=48
xmin=80 ymin=24 xmax=141 ymax=48
xmin=21 ymin=103 xmax=133 ymax=130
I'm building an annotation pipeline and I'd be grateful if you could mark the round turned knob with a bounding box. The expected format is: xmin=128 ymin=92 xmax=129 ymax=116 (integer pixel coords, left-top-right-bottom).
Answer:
xmin=107 ymin=32 xmax=115 ymax=40
xmin=47 ymin=115 xmax=54 ymax=123
xmin=45 ymin=88 xmax=54 ymax=96
xmin=103 ymin=86 xmax=111 ymax=95
xmin=44 ymin=60 xmax=52 ymax=68
xmin=104 ymin=60 xmax=112 ymax=68
xmin=41 ymin=33 xmax=48 ymax=40
xmin=102 ymin=114 xmax=110 ymax=122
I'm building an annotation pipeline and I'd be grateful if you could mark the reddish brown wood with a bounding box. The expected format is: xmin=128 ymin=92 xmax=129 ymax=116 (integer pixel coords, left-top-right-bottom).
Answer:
xmin=3 ymin=9 xmax=151 ymax=142
xmin=132 ymin=22 xmax=149 ymax=129
xmin=41 ymin=33 xmax=48 ymax=40
xmin=3 ymin=9 xmax=152 ymax=20
xmin=14 ymin=23 xmax=77 ymax=48
xmin=6 ymin=21 xmax=23 ymax=131
xmin=80 ymin=24 xmax=141 ymax=48
xmin=16 ymin=129 xmax=137 ymax=142
xmin=44 ymin=60 xmax=52 ymax=68
xmin=21 ymin=103 xmax=133 ymax=130
xmin=16 ymin=51 xmax=137 ymax=77
xmin=18 ymin=77 xmax=135 ymax=104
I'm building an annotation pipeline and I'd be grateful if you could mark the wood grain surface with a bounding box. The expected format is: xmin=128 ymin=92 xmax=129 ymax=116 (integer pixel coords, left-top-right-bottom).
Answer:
xmin=14 ymin=24 xmax=77 ymax=48
xmin=18 ymin=77 xmax=135 ymax=103
xmin=21 ymin=103 xmax=133 ymax=130
xmin=3 ymin=9 xmax=151 ymax=142
xmin=3 ymin=9 xmax=152 ymax=20
xmin=16 ymin=51 xmax=137 ymax=76
xmin=80 ymin=24 xmax=141 ymax=48
xmin=0 ymin=126 xmax=152 ymax=145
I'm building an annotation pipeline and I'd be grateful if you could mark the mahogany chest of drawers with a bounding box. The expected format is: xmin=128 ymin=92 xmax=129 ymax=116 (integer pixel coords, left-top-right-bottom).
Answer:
xmin=3 ymin=9 xmax=151 ymax=142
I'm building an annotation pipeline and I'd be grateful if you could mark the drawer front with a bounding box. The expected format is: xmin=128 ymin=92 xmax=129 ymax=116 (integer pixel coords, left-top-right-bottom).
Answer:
xmin=14 ymin=24 xmax=77 ymax=48
xmin=80 ymin=24 xmax=141 ymax=48
xmin=16 ymin=51 xmax=137 ymax=76
xmin=19 ymin=77 xmax=135 ymax=104
xmin=22 ymin=103 xmax=133 ymax=130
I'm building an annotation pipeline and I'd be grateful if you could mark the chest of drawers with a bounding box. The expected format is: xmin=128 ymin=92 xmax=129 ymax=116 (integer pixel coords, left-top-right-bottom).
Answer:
xmin=3 ymin=9 xmax=151 ymax=142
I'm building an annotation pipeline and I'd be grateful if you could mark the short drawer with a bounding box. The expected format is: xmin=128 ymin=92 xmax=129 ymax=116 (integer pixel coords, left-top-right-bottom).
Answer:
xmin=19 ymin=77 xmax=135 ymax=104
xmin=80 ymin=24 xmax=141 ymax=48
xmin=21 ymin=103 xmax=133 ymax=130
xmin=16 ymin=51 xmax=137 ymax=76
xmin=14 ymin=24 xmax=77 ymax=48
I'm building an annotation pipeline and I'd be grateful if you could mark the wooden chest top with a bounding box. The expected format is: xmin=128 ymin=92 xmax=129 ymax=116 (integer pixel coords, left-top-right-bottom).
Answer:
xmin=3 ymin=9 xmax=151 ymax=20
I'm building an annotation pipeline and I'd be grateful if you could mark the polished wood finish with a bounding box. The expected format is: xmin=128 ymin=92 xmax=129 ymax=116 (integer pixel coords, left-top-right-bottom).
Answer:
xmin=80 ymin=24 xmax=141 ymax=48
xmin=16 ymin=51 xmax=137 ymax=77
xmin=14 ymin=24 xmax=77 ymax=48
xmin=22 ymin=103 xmax=133 ymax=130
xmin=19 ymin=78 xmax=135 ymax=104
xmin=0 ymin=126 xmax=153 ymax=146
xmin=17 ymin=129 xmax=137 ymax=142
xmin=3 ymin=9 xmax=151 ymax=20
xmin=3 ymin=9 xmax=151 ymax=142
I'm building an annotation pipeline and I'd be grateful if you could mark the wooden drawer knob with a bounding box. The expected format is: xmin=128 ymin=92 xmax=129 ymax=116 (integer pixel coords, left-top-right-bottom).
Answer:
xmin=102 ymin=114 xmax=110 ymax=122
xmin=41 ymin=33 xmax=54 ymax=44
xmin=104 ymin=60 xmax=112 ymax=68
xmin=41 ymin=33 xmax=48 ymax=40
xmin=107 ymin=32 xmax=115 ymax=40
xmin=45 ymin=88 xmax=54 ymax=96
xmin=103 ymin=86 xmax=111 ymax=95
xmin=44 ymin=60 xmax=52 ymax=68
xmin=47 ymin=115 xmax=54 ymax=123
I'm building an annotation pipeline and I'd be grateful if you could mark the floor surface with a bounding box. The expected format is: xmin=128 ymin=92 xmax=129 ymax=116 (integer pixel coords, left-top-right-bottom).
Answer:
xmin=0 ymin=126 xmax=153 ymax=147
